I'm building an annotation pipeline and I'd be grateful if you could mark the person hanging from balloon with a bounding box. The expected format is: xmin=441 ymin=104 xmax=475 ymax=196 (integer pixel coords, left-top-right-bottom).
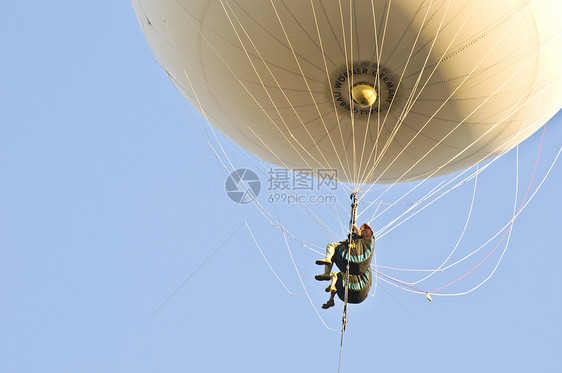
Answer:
xmin=315 ymin=223 xmax=374 ymax=309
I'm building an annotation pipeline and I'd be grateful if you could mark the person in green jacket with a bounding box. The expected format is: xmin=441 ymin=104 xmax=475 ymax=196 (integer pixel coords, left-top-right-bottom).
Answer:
xmin=315 ymin=223 xmax=374 ymax=309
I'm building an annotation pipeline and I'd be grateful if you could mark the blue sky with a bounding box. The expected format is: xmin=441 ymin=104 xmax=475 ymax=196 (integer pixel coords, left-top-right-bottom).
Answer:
xmin=1 ymin=2 xmax=561 ymax=372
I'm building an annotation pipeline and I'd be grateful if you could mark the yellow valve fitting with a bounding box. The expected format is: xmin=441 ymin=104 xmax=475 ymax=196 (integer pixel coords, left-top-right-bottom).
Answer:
xmin=351 ymin=83 xmax=378 ymax=107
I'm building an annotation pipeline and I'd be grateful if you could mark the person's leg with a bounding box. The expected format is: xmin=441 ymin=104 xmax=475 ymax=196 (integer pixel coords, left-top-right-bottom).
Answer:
xmin=315 ymin=243 xmax=338 ymax=281
xmin=322 ymin=292 xmax=336 ymax=309
xmin=322 ymin=273 xmax=338 ymax=309
xmin=316 ymin=242 xmax=337 ymax=265
xmin=325 ymin=273 xmax=337 ymax=292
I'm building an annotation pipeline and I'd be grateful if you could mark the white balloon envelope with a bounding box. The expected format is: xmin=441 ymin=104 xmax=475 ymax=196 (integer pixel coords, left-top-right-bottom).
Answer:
xmin=132 ymin=0 xmax=562 ymax=184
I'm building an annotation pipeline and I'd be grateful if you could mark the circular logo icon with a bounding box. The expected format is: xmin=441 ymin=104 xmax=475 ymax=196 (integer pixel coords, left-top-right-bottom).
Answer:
xmin=225 ymin=168 xmax=261 ymax=204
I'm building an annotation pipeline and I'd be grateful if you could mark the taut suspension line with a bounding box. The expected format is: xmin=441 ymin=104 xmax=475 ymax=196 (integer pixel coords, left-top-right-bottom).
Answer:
xmin=341 ymin=192 xmax=358 ymax=335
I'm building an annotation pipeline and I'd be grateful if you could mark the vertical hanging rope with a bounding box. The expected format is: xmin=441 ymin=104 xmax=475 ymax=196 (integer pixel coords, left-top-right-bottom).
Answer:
xmin=338 ymin=191 xmax=358 ymax=372
xmin=341 ymin=193 xmax=358 ymax=331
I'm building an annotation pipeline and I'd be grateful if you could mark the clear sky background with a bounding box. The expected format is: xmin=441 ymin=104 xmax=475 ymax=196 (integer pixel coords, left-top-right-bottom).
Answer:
xmin=1 ymin=2 xmax=561 ymax=372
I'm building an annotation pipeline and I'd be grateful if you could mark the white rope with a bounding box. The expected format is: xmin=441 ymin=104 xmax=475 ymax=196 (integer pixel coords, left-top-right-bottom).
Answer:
xmin=433 ymin=114 xmax=555 ymax=273
xmin=161 ymin=10 xmax=340 ymax=249
xmin=375 ymin=83 xmax=553 ymax=281
xmin=263 ymin=0 xmax=356 ymax=187
xmin=309 ymin=0 xmax=353 ymax=187
xmin=376 ymin=130 xmax=559 ymax=295
xmin=363 ymin=14 xmax=555 ymax=190
xmin=361 ymin=0 xmax=438 ymax=185
xmin=433 ymin=144 xmax=561 ymax=296
xmin=409 ymin=164 xmax=479 ymax=285
xmin=245 ymin=220 xmax=300 ymax=296
xmin=367 ymin=86 xmax=555 ymax=285
xmin=223 ymin=1 xmax=355 ymax=187
xmin=170 ymin=17 xmax=343 ymax=240
xmin=172 ymin=1 xmax=334 ymax=179
xmin=151 ymin=17 xmax=334 ymax=253
xmin=372 ymin=117 xmax=551 ymax=283
xmin=360 ymin=65 xmax=561 ymax=236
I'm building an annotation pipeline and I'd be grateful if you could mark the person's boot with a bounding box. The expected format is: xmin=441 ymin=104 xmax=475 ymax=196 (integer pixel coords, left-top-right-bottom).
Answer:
xmin=315 ymin=264 xmax=332 ymax=280
xmin=315 ymin=274 xmax=331 ymax=281
xmin=315 ymin=259 xmax=331 ymax=265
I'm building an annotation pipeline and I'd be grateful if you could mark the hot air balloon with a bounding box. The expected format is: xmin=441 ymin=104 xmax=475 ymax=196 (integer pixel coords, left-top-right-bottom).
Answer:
xmin=131 ymin=0 xmax=561 ymax=187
